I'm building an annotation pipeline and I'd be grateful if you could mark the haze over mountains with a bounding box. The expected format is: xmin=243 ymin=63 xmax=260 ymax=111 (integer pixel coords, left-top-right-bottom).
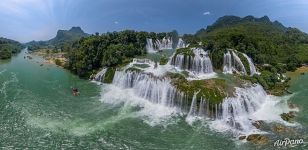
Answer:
xmin=26 ymin=27 xmax=89 ymax=50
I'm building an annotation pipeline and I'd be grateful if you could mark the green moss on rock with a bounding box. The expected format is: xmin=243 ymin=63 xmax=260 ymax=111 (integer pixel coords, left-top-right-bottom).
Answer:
xmin=175 ymin=47 xmax=195 ymax=56
xmin=159 ymin=55 xmax=169 ymax=65
xmin=126 ymin=67 xmax=143 ymax=73
xmin=103 ymin=67 xmax=116 ymax=83
xmin=171 ymin=77 xmax=229 ymax=105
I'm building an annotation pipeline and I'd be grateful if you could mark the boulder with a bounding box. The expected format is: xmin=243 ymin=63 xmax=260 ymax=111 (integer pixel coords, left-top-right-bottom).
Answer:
xmin=239 ymin=136 xmax=246 ymax=140
xmin=252 ymin=120 xmax=264 ymax=129
xmin=246 ymin=134 xmax=269 ymax=145
xmin=280 ymin=112 xmax=296 ymax=122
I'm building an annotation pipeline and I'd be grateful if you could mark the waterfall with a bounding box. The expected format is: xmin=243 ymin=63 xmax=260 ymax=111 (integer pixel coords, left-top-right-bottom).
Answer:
xmin=242 ymin=54 xmax=257 ymax=76
xmin=223 ymin=51 xmax=233 ymax=74
xmin=187 ymin=92 xmax=198 ymax=117
xmin=146 ymin=38 xmax=156 ymax=53
xmin=94 ymin=68 xmax=107 ymax=82
xmin=231 ymin=51 xmax=247 ymax=75
xmin=172 ymin=48 xmax=214 ymax=75
xmin=191 ymin=48 xmax=214 ymax=74
xmin=132 ymin=58 xmax=155 ymax=65
xmin=146 ymin=37 xmax=173 ymax=53
xmin=112 ymin=70 xmax=186 ymax=109
xmin=219 ymin=84 xmax=266 ymax=132
xmin=172 ymin=54 xmax=185 ymax=69
xmin=176 ymin=38 xmax=187 ymax=49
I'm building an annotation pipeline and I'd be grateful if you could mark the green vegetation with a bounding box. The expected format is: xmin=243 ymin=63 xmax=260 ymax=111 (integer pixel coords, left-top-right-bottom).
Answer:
xmin=167 ymin=72 xmax=229 ymax=104
xmin=195 ymin=16 xmax=308 ymax=71
xmin=236 ymin=51 xmax=251 ymax=75
xmin=54 ymin=58 xmax=62 ymax=66
xmin=0 ymin=37 xmax=24 ymax=59
xmin=159 ymin=55 xmax=169 ymax=65
xmin=240 ymin=64 xmax=291 ymax=95
xmin=103 ymin=67 xmax=116 ymax=83
xmin=66 ymin=30 xmax=177 ymax=78
xmin=126 ymin=67 xmax=142 ymax=73
xmin=175 ymin=47 xmax=194 ymax=56
xmin=183 ymin=15 xmax=308 ymax=94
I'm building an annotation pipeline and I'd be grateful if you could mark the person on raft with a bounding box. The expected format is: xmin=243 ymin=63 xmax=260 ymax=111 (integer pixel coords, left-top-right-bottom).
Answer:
xmin=72 ymin=87 xmax=79 ymax=96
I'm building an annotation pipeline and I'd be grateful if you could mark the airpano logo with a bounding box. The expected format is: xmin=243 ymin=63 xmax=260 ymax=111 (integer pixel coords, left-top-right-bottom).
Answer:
xmin=274 ymin=138 xmax=304 ymax=147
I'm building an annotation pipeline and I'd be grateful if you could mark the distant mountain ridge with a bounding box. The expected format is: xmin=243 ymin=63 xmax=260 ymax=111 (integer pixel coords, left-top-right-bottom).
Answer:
xmin=48 ymin=27 xmax=89 ymax=45
xmin=190 ymin=15 xmax=308 ymax=71
xmin=195 ymin=15 xmax=292 ymax=37
xmin=27 ymin=27 xmax=89 ymax=50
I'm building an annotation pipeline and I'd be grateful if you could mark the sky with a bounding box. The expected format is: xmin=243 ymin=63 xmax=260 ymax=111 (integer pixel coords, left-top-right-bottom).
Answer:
xmin=0 ymin=0 xmax=308 ymax=43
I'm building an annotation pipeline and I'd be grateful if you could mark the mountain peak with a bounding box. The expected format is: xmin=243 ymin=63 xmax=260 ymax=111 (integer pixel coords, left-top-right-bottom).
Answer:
xmin=69 ymin=27 xmax=84 ymax=33
xmin=203 ymin=15 xmax=285 ymax=33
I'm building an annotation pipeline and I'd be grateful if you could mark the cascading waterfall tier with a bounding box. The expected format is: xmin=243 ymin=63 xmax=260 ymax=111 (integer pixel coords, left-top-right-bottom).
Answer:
xmin=146 ymin=37 xmax=173 ymax=53
xmin=132 ymin=58 xmax=155 ymax=66
xmin=185 ymin=84 xmax=269 ymax=132
xmin=146 ymin=37 xmax=188 ymax=53
xmin=171 ymin=48 xmax=214 ymax=75
xmin=242 ymin=54 xmax=257 ymax=76
xmin=223 ymin=50 xmax=257 ymax=76
xmin=223 ymin=51 xmax=233 ymax=74
xmin=219 ymin=84 xmax=266 ymax=132
xmin=231 ymin=51 xmax=247 ymax=75
xmin=94 ymin=68 xmax=107 ymax=82
xmin=176 ymin=38 xmax=187 ymax=49
xmin=112 ymin=70 xmax=188 ymax=110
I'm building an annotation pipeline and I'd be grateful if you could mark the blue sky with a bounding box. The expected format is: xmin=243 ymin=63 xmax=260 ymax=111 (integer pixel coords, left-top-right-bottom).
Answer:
xmin=0 ymin=0 xmax=308 ymax=42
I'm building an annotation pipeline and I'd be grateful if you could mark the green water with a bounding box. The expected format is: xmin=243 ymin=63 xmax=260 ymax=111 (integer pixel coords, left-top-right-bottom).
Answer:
xmin=0 ymin=50 xmax=307 ymax=149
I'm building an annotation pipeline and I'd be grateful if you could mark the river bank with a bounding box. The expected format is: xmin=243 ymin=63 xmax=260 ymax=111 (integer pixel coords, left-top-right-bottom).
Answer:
xmin=29 ymin=49 xmax=67 ymax=67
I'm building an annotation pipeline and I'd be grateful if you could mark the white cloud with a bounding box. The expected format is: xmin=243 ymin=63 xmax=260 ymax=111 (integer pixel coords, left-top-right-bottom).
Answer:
xmin=114 ymin=21 xmax=119 ymax=24
xmin=203 ymin=11 xmax=211 ymax=16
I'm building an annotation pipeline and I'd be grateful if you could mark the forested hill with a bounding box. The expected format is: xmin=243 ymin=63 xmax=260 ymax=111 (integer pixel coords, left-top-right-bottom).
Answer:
xmin=0 ymin=37 xmax=24 ymax=59
xmin=27 ymin=27 xmax=89 ymax=50
xmin=48 ymin=27 xmax=89 ymax=45
xmin=189 ymin=15 xmax=308 ymax=71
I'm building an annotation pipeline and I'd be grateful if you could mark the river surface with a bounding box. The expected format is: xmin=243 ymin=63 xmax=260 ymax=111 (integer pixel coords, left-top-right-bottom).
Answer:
xmin=0 ymin=49 xmax=307 ymax=149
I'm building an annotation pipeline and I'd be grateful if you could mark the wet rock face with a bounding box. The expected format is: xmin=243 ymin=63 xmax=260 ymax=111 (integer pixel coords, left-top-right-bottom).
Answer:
xmin=252 ymin=120 xmax=265 ymax=129
xmin=246 ymin=134 xmax=269 ymax=145
xmin=280 ymin=112 xmax=296 ymax=122
xmin=272 ymin=124 xmax=295 ymax=134
xmin=238 ymin=136 xmax=246 ymax=140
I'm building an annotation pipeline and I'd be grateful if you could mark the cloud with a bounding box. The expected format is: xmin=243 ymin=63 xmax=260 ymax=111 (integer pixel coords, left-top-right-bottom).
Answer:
xmin=203 ymin=11 xmax=211 ymax=15
xmin=114 ymin=21 xmax=119 ymax=24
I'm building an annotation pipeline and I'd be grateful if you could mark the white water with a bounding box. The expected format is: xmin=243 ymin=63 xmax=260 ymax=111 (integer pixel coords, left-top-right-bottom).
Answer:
xmin=112 ymin=70 xmax=186 ymax=108
xmin=242 ymin=54 xmax=257 ymax=76
xmin=94 ymin=68 xmax=107 ymax=82
xmin=210 ymin=84 xmax=292 ymax=135
xmin=172 ymin=48 xmax=214 ymax=76
xmin=223 ymin=50 xmax=259 ymax=76
xmin=187 ymin=92 xmax=199 ymax=117
xmin=146 ymin=37 xmax=173 ymax=53
xmin=96 ymin=47 xmax=291 ymax=136
xmin=176 ymin=38 xmax=187 ymax=49
xmin=146 ymin=38 xmax=156 ymax=53
xmin=231 ymin=51 xmax=247 ymax=75
xmin=223 ymin=51 xmax=233 ymax=74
